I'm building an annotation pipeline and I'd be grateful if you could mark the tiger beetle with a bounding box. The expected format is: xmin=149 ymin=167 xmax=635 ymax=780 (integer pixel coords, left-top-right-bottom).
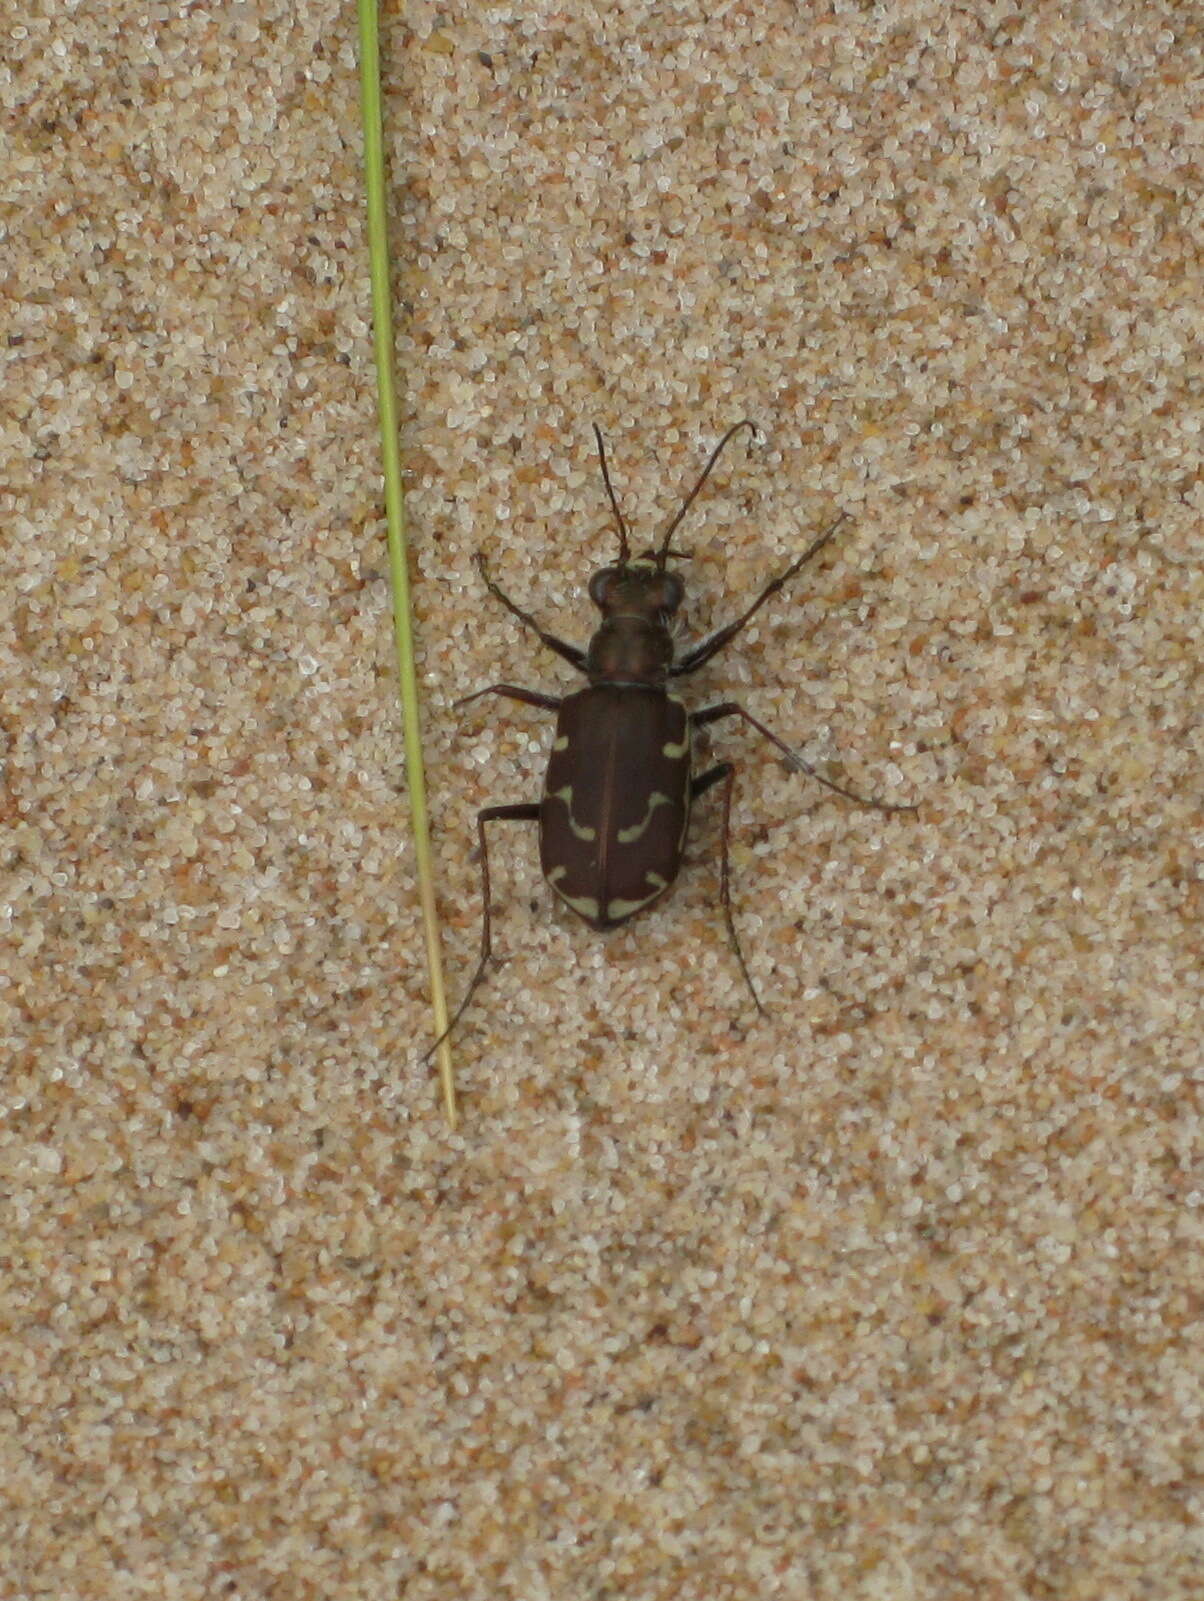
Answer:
xmin=437 ymin=421 xmax=915 ymax=1050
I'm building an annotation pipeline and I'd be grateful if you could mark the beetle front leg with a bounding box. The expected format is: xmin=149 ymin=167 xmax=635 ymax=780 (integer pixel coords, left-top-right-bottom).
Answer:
xmin=670 ymin=514 xmax=848 ymax=676
xmin=693 ymin=701 xmax=916 ymax=813
xmin=423 ymin=801 xmax=541 ymax=1063
xmin=475 ymin=553 xmax=588 ymax=673
xmin=691 ymin=762 xmax=764 ymax=1016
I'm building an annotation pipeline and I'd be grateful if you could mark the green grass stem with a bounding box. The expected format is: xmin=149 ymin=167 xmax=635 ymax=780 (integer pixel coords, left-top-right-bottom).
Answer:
xmin=357 ymin=0 xmax=456 ymax=1128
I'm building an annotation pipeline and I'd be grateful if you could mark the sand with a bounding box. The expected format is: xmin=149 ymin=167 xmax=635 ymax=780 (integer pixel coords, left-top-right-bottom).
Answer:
xmin=3 ymin=1 xmax=1201 ymax=1596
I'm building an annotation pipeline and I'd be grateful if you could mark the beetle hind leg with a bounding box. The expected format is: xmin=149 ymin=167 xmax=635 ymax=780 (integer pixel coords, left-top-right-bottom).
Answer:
xmin=422 ymin=801 xmax=540 ymax=1065
xmin=692 ymin=762 xmax=765 ymax=1017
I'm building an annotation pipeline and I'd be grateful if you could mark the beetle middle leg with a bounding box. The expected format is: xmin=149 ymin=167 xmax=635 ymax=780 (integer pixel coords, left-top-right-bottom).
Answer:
xmin=691 ymin=762 xmax=765 ymax=1015
xmin=424 ymin=801 xmax=540 ymax=1061
xmin=693 ymin=701 xmax=916 ymax=812
xmin=474 ymin=553 xmax=587 ymax=673
xmin=455 ymin=683 xmax=562 ymax=714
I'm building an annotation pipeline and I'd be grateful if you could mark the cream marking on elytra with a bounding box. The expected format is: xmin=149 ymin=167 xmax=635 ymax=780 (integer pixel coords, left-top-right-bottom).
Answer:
xmin=606 ymin=872 xmax=669 ymax=922
xmin=550 ymin=785 xmax=596 ymax=841
xmin=617 ymin=790 xmax=672 ymax=844
xmin=553 ymin=734 xmax=569 ymax=751
xmin=547 ymin=866 xmax=599 ymax=921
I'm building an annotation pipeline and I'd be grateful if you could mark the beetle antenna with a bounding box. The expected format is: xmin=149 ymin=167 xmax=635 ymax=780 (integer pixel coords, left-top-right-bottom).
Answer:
xmin=593 ymin=424 xmax=631 ymax=567
xmin=657 ymin=419 xmax=759 ymax=569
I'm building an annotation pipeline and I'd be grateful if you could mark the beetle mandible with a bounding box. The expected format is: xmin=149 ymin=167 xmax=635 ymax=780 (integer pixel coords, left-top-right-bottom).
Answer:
xmin=440 ymin=421 xmax=914 ymax=1047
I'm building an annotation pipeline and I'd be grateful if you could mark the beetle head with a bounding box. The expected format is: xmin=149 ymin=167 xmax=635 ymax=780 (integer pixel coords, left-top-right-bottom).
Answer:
xmin=588 ymin=558 xmax=685 ymax=621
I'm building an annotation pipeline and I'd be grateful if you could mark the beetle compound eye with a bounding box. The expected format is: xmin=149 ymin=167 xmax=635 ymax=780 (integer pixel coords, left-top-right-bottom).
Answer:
xmin=656 ymin=574 xmax=685 ymax=613
xmin=589 ymin=568 xmax=621 ymax=608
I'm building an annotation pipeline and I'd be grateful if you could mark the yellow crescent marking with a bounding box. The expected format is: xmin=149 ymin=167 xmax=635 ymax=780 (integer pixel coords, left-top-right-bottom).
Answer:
xmin=617 ymin=791 xmax=671 ymax=844
xmin=664 ymin=697 xmax=688 ymax=754
xmin=547 ymin=867 xmax=599 ymax=921
xmin=607 ymin=872 xmax=669 ymax=921
xmin=553 ymin=735 xmax=569 ymax=751
xmin=549 ymin=785 xmax=596 ymax=841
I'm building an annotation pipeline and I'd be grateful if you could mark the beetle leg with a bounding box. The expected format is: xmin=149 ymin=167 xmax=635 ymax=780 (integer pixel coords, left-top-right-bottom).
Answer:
xmin=475 ymin=553 xmax=588 ymax=673
xmin=693 ymin=701 xmax=917 ymax=813
xmin=423 ymin=801 xmax=541 ymax=1063
xmin=670 ymin=514 xmax=848 ymax=676
xmin=691 ymin=762 xmax=764 ymax=1016
xmin=455 ymin=683 xmax=562 ymax=713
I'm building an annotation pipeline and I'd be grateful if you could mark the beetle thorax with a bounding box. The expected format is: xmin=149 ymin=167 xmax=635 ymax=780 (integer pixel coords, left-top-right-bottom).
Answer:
xmin=585 ymin=616 xmax=674 ymax=685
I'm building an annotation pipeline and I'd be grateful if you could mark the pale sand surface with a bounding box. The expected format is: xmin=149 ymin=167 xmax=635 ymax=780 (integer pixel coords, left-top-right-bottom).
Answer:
xmin=3 ymin=2 xmax=1202 ymax=1597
